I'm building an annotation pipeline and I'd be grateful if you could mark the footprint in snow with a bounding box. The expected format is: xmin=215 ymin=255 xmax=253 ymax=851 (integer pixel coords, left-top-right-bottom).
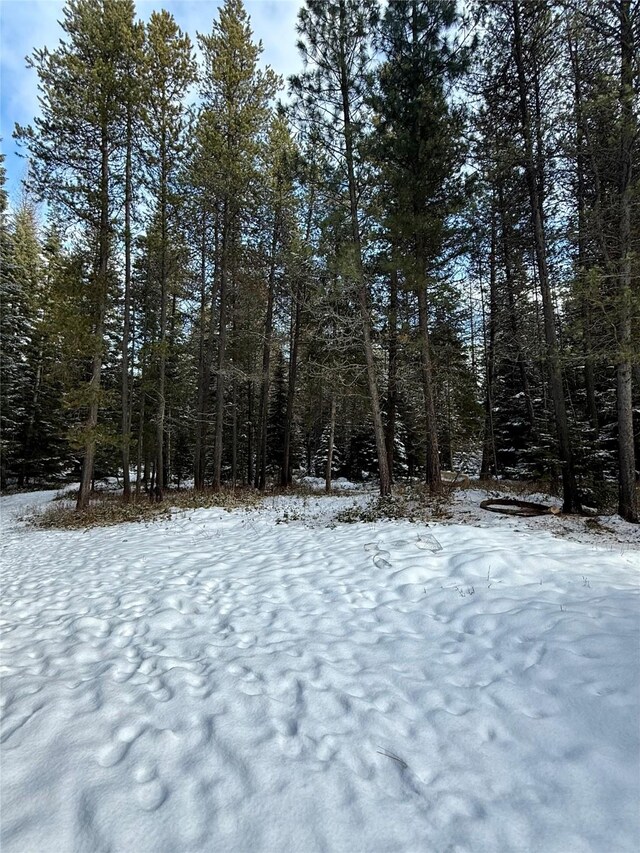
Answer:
xmin=96 ymin=722 xmax=146 ymax=767
xmin=416 ymin=534 xmax=442 ymax=552
xmin=135 ymin=778 xmax=168 ymax=811
xmin=365 ymin=542 xmax=392 ymax=570
xmin=373 ymin=553 xmax=392 ymax=571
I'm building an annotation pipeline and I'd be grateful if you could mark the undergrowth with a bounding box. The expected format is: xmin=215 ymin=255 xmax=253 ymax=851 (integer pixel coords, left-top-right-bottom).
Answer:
xmin=32 ymin=487 xmax=264 ymax=530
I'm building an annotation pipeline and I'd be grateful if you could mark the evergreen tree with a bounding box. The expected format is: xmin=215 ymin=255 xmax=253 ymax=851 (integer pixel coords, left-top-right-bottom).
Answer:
xmin=1 ymin=182 xmax=72 ymax=488
xmin=9 ymin=200 xmax=44 ymax=484
xmin=0 ymin=152 xmax=20 ymax=487
xmin=142 ymin=9 xmax=195 ymax=501
xmin=197 ymin=0 xmax=280 ymax=489
xmin=373 ymin=0 xmax=471 ymax=491
xmin=119 ymin=12 xmax=145 ymax=501
xmin=15 ymin=0 xmax=137 ymax=509
xmin=255 ymin=114 xmax=298 ymax=490
xmin=266 ymin=349 xmax=288 ymax=473
xmin=293 ymin=0 xmax=392 ymax=496
xmin=4 ymin=0 xmax=634 ymax=516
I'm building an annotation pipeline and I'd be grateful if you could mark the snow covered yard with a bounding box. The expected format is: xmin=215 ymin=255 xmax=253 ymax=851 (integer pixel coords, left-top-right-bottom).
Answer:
xmin=1 ymin=490 xmax=639 ymax=853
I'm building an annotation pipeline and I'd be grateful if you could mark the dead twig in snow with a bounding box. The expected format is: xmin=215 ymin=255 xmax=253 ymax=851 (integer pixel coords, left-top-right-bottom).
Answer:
xmin=376 ymin=748 xmax=408 ymax=769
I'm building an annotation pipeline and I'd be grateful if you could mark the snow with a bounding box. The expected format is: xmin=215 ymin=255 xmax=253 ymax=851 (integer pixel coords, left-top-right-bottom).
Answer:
xmin=1 ymin=489 xmax=639 ymax=853
xmin=298 ymin=475 xmax=362 ymax=491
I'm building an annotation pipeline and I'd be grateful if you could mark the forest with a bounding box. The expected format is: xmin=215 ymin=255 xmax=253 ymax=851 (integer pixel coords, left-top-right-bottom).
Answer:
xmin=1 ymin=0 xmax=638 ymax=522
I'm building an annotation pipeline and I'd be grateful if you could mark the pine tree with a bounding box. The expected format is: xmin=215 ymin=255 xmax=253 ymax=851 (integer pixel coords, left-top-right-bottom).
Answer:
xmin=562 ymin=0 xmax=638 ymax=516
xmin=509 ymin=0 xmax=581 ymax=511
xmin=281 ymin=139 xmax=318 ymax=487
xmin=15 ymin=0 xmax=136 ymax=509
xmin=119 ymin=12 xmax=145 ymax=501
xmin=9 ymin=200 xmax=44 ymax=485
xmin=373 ymin=0 xmax=471 ymax=492
xmin=293 ymin=0 xmax=392 ymax=496
xmin=0 ymin=152 xmax=21 ymax=487
xmin=255 ymin=114 xmax=298 ymax=490
xmin=0 ymin=204 xmax=70 ymax=489
xmin=266 ymin=349 xmax=288 ymax=474
xmin=142 ymin=10 xmax=195 ymax=501
xmin=197 ymin=0 xmax=280 ymax=490
xmin=614 ymin=0 xmax=637 ymax=522
xmin=471 ymin=85 xmax=543 ymax=480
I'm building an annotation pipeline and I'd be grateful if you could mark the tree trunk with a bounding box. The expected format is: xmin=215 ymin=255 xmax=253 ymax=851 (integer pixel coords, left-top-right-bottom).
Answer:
xmin=568 ymin=32 xmax=599 ymax=432
xmin=256 ymin=206 xmax=279 ymax=490
xmin=135 ymin=390 xmax=145 ymax=498
xmin=246 ymin=379 xmax=254 ymax=486
xmin=481 ymin=209 xmax=499 ymax=477
xmin=282 ymin=186 xmax=314 ymax=487
xmin=212 ymin=202 xmax=230 ymax=490
xmin=231 ymin=369 xmax=237 ymax=488
xmin=338 ymin=0 xmax=391 ymax=497
xmin=77 ymin=127 xmax=109 ymax=511
xmin=194 ymin=208 xmax=208 ymax=489
xmin=497 ymin=183 xmax=536 ymax=430
xmin=121 ymin=103 xmax=133 ymax=502
xmin=417 ymin=287 xmax=442 ymax=492
xmin=408 ymin=2 xmax=441 ymax=492
xmin=616 ymin=0 xmax=637 ymax=522
xmin=325 ymin=395 xmax=336 ymax=493
xmin=154 ymin=142 xmax=168 ymax=503
xmin=385 ymin=267 xmax=398 ymax=482
xmin=512 ymin=0 xmax=580 ymax=513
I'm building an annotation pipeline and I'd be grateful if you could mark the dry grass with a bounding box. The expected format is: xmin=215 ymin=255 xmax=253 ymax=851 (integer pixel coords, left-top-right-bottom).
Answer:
xmin=32 ymin=487 xmax=264 ymax=530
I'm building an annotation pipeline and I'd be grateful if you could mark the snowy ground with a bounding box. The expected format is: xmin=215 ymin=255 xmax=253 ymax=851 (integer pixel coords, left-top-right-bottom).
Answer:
xmin=1 ymin=489 xmax=639 ymax=853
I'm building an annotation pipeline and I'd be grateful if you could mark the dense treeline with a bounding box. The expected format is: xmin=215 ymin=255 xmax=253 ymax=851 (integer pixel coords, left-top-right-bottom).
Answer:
xmin=1 ymin=0 xmax=637 ymax=521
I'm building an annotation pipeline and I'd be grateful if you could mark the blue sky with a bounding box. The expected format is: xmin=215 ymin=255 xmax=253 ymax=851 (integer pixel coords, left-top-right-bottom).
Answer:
xmin=0 ymin=0 xmax=302 ymax=203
